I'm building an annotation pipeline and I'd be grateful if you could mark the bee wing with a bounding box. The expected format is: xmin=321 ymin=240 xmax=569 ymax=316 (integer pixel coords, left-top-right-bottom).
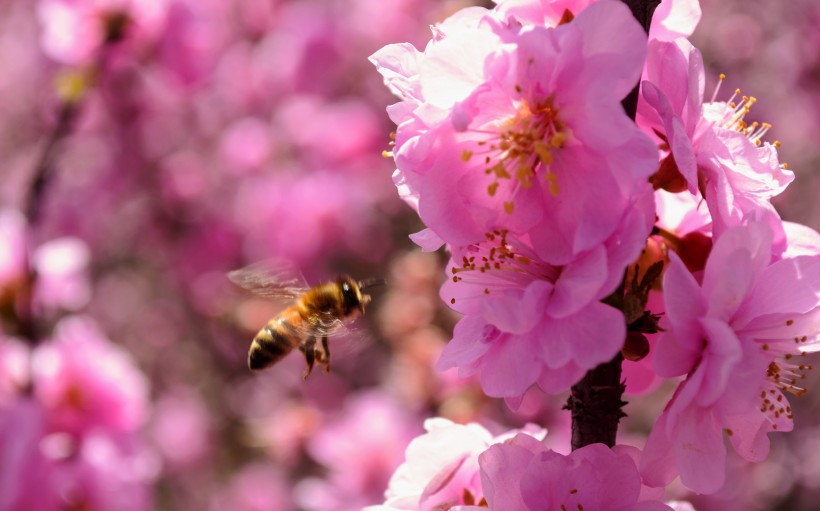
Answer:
xmin=227 ymin=260 xmax=310 ymax=300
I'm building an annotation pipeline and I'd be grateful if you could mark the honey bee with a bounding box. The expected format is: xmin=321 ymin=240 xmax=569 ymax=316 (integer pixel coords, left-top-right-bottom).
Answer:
xmin=228 ymin=263 xmax=382 ymax=379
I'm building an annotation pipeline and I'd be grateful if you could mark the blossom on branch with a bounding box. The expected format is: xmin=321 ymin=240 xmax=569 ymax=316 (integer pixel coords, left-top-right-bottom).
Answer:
xmin=436 ymin=192 xmax=653 ymax=399
xmin=639 ymin=38 xmax=793 ymax=251
xmin=641 ymin=220 xmax=820 ymax=493
xmin=371 ymin=0 xmax=657 ymax=261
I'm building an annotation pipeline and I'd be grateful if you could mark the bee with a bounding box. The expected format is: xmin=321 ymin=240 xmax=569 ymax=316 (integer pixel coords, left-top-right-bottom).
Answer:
xmin=229 ymin=263 xmax=382 ymax=379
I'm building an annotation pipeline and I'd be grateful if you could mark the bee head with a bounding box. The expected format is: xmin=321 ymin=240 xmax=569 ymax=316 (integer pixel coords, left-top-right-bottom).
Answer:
xmin=338 ymin=275 xmax=370 ymax=316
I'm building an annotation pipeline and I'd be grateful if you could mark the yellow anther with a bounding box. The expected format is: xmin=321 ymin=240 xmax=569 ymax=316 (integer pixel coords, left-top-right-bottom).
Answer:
xmin=534 ymin=140 xmax=553 ymax=165
xmin=546 ymin=171 xmax=559 ymax=196
xmin=487 ymin=182 xmax=499 ymax=196
xmin=516 ymin=166 xmax=534 ymax=188
xmin=491 ymin=163 xmax=511 ymax=179
xmin=504 ymin=201 xmax=514 ymax=214
xmin=550 ymin=131 xmax=569 ymax=148
xmin=461 ymin=149 xmax=473 ymax=162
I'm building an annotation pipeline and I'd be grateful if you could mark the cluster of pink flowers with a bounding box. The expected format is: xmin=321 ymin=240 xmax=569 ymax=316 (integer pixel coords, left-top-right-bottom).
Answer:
xmin=0 ymin=317 xmax=156 ymax=511
xmin=372 ymin=0 xmax=820 ymax=506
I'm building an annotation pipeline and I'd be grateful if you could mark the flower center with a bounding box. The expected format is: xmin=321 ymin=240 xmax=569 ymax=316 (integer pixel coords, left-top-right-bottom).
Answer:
xmin=708 ymin=74 xmax=780 ymax=149
xmin=447 ymin=229 xmax=559 ymax=305
xmin=462 ymin=95 xmax=568 ymax=213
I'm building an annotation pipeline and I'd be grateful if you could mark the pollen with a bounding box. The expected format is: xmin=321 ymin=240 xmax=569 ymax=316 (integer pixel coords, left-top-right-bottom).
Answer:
xmin=466 ymin=95 xmax=568 ymax=212
xmin=545 ymin=171 xmax=560 ymax=196
xmin=711 ymin=80 xmax=777 ymax=149
xmin=487 ymin=182 xmax=499 ymax=196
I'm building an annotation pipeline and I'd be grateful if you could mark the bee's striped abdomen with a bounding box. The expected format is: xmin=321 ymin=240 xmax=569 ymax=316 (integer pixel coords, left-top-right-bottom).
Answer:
xmin=248 ymin=324 xmax=296 ymax=370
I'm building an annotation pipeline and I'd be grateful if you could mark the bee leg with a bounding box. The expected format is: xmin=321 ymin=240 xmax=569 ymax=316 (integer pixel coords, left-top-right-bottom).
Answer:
xmin=302 ymin=337 xmax=316 ymax=380
xmin=318 ymin=335 xmax=330 ymax=373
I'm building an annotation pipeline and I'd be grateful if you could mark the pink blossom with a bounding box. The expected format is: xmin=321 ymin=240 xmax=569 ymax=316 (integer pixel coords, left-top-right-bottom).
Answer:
xmin=436 ymin=189 xmax=653 ymax=399
xmin=372 ymin=0 xmax=657 ymax=260
xmin=32 ymin=316 xmax=149 ymax=436
xmin=365 ymin=418 xmax=545 ymax=510
xmin=479 ymin=434 xmax=674 ymax=510
xmin=639 ymin=39 xmax=793 ymax=249
xmin=640 ymin=220 xmax=820 ymax=493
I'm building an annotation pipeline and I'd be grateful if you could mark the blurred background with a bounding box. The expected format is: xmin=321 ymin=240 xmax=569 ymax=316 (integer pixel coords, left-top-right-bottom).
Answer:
xmin=0 ymin=0 xmax=817 ymax=510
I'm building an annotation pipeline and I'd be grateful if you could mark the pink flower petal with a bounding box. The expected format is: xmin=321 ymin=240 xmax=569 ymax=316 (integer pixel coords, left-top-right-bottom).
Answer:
xmin=547 ymin=246 xmax=607 ymax=318
xmin=675 ymin=408 xmax=726 ymax=494
xmin=478 ymin=335 xmax=540 ymax=397
xmin=662 ymin=252 xmax=706 ymax=350
xmin=734 ymin=255 xmax=820 ymax=328
xmin=435 ymin=316 xmax=496 ymax=372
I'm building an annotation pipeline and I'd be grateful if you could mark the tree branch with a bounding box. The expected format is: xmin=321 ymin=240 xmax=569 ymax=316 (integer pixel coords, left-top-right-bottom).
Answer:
xmin=567 ymin=0 xmax=660 ymax=451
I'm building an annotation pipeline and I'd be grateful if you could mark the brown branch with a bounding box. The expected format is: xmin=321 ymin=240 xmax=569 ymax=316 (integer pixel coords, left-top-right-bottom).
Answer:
xmin=567 ymin=0 xmax=660 ymax=451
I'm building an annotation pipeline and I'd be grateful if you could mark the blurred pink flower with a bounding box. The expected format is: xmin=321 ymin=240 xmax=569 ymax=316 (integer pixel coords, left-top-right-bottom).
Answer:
xmin=32 ymin=237 xmax=92 ymax=312
xmin=479 ymin=434 xmax=674 ymax=510
xmin=37 ymin=0 xmax=169 ymax=64
xmin=0 ymin=399 xmax=59 ymax=511
xmin=365 ymin=418 xmax=545 ymax=511
xmin=32 ymin=316 xmax=149 ymax=436
xmin=298 ymin=392 xmax=422 ymax=510
xmin=0 ymin=400 xmax=156 ymax=511
xmin=640 ymin=39 xmax=793 ymax=249
xmin=50 ymin=431 xmax=158 ymax=511
xmin=0 ymin=210 xmax=26 ymax=289
xmin=436 ymin=190 xmax=653 ymax=399
xmin=234 ymin=170 xmax=390 ymax=266
xmin=0 ymin=337 xmax=29 ymax=402
xmin=210 ymin=463 xmax=295 ymax=511
xmin=149 ymin=388 xmax=213 ymax=471
xmin=372 ymin=0 xmax=657 ymax=260
xmin=641 ymin=220 xmax=820 ymax=493
xmin=219 ymin=117 xmax=272 ymax=174
xmin=0 ymin=209 xmax=91 ymax=313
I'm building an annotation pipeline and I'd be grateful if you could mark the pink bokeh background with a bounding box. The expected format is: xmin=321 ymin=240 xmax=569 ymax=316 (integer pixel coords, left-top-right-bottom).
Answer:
xmin=0 ymin=0 xmax=817 ymax=510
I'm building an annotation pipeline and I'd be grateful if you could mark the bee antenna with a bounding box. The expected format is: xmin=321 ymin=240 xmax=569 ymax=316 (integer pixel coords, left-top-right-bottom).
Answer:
xmin=358 ymin=278 xmax=386 ymax=290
